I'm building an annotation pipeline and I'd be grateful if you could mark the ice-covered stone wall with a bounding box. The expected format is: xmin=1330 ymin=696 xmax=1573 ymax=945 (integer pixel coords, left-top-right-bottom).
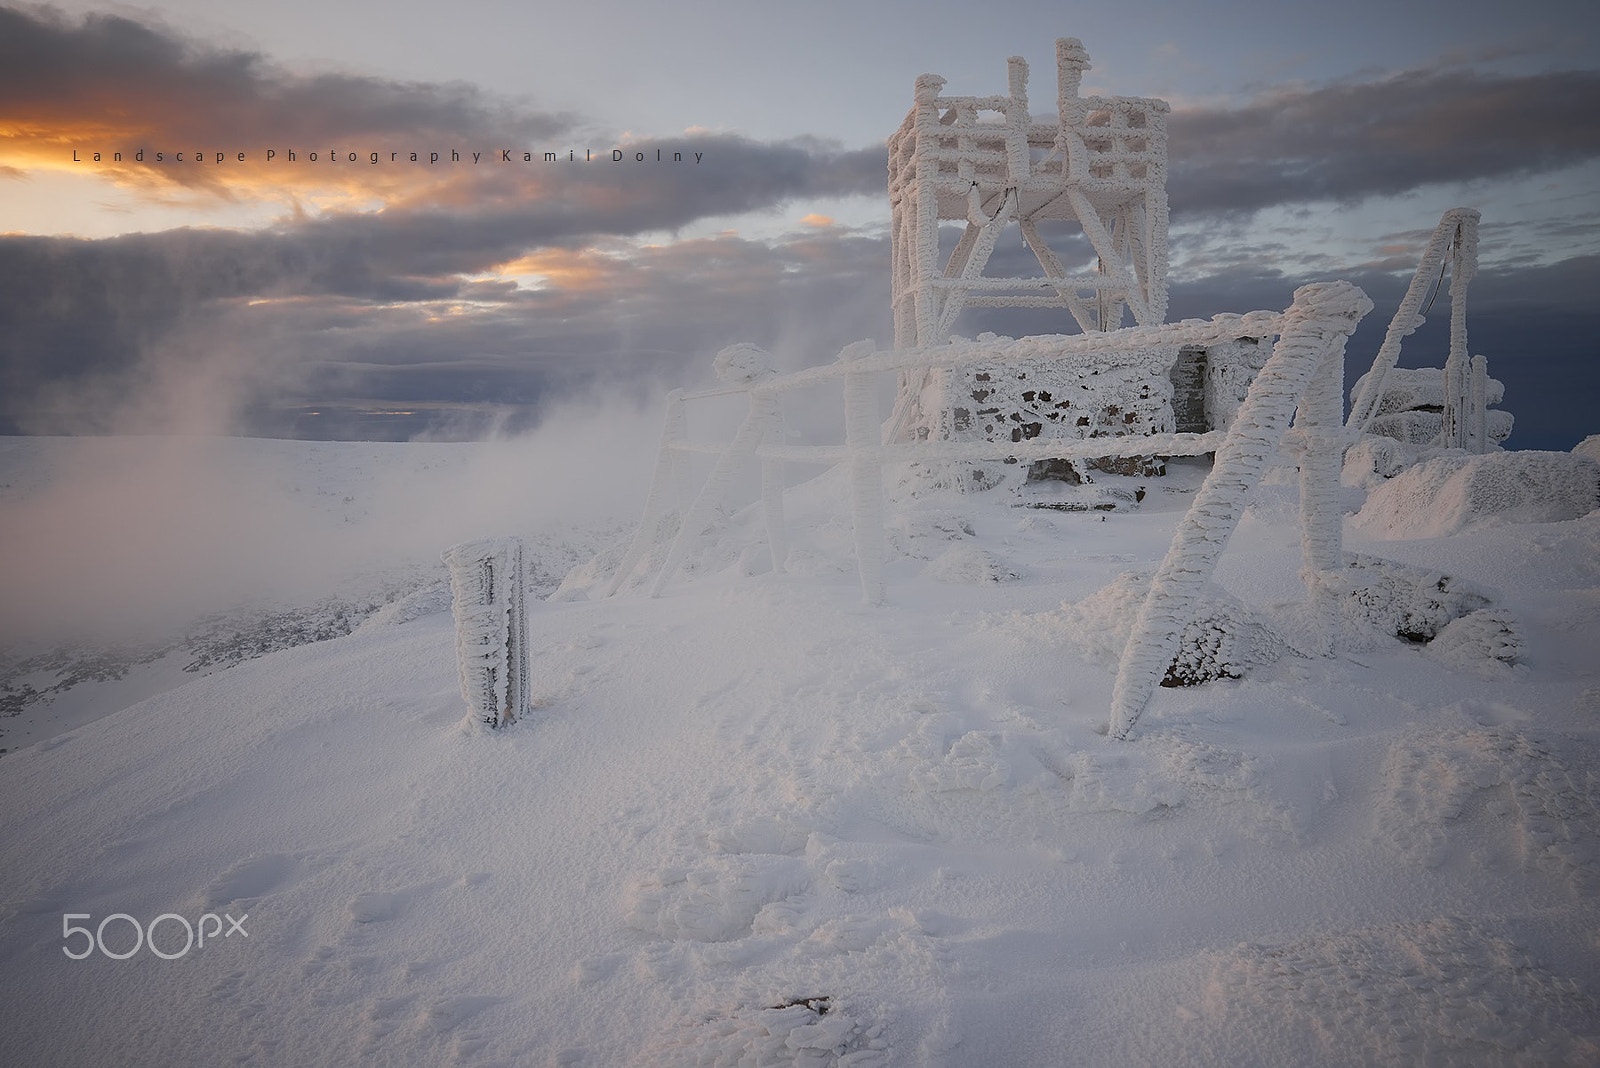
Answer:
xmin=897 ymin=333 xmax=1272 ymax=485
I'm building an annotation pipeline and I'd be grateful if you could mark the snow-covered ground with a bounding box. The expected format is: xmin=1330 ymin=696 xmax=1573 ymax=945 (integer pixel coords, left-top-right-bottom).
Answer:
xmin=1 ymin=433 xmax=1597 ymax=1066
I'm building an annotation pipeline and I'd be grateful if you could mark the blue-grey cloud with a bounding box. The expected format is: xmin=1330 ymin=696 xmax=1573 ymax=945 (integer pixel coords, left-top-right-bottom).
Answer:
xmin=1169 ymin=67 xmax=1600 ymax=214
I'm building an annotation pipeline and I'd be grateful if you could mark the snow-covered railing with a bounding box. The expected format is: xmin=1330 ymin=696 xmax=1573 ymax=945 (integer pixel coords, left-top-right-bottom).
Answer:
xmin=614 ymin=282 xmax=1371 ymax=739
xmin=1346 ymin=208 xmax=1491 ymax=452
xmin=443 ymin=538 xmax=528 ymax=729
xmin=613 ymin=313 xmax=1271 ymax=603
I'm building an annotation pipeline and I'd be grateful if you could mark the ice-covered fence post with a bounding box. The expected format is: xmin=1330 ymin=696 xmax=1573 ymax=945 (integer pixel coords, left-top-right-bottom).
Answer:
xmin=910 ymin=74 xmax=946 ymax=348
xmin=1054 ymin=37 xmax=1090 ymax=182
xmin=1468 ymin=355 xmax=1489 ymax=454
xmin=1004 ymin=55 xmax=1030 ymax=185
xmin=841 ymin=340 xmax=886 ymax=606
xmin=442 ymin=538 xmax=528 ymax=728
xmin=1107 ymin=282 xmax=1372 ymax=741
xmin=1297 ymin=305 xmax=1356 ymax=656
xmin=761 ymin=411 xmax=788 ymax=574
xmin=649 ymin=344 xmax=779 ymax=597
xmin=606 ymin=389 xmax=689 ymax=597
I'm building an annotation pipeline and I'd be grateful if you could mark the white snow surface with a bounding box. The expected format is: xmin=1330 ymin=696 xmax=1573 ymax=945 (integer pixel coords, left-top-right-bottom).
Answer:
xmin=2 ymin=438 xmax=1599 ymax=1067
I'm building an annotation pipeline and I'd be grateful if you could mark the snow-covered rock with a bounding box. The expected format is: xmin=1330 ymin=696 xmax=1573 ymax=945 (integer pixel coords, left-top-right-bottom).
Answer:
xmin=1331 ymin=552 xmax=1493 ymax=643
xmin=1060 ymin=570 xmax=1287 ymax=685
xmin=1353 ymin=450 xmax=1600 ymax=538
xmin=1341 ymin=434 xmax=1412 ymax=488
xmin=1348 ymin=366 xmax=1513 ymax=447
xmin=1425 ymin=607 xmax=1523 ymax=678
xmin=1350 ymin=365 xmax=1503 ymax=415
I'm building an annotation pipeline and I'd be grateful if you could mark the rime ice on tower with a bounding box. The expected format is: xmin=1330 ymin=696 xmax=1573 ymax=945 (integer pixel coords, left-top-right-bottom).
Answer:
xmin=884 ymin=39 xmax=1264 ymax=483
xmin=888 ymin=38 xmax=1168 ymax=347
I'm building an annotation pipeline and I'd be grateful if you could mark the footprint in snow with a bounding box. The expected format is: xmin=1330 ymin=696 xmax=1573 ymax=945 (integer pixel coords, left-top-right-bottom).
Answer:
xmin=358 ymin=994 xmax=417 ymax=1051
xmin=626 ymin=854 xmax=811 ymax=942
xmin=205 ymin=853 xmax=301 ymax=908
xmin=346 ymin=875 xmax=456 ymax=925
xmin=348 ymin=890 xmax=402 ymax=923
xmin=703 ymin=817 xmax=811 ymax=856
xmin=417 ymin=995 xmax=500 ymax=1034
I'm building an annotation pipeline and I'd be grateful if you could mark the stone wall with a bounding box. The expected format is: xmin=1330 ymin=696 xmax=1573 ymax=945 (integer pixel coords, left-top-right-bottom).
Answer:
xmin=898 ymin=333 xmax=1273 ymax=486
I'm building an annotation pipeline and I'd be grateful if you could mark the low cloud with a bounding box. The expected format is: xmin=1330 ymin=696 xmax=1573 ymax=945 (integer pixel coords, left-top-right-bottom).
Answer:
xmin=0 ymin=224 xmax=893 ymax=436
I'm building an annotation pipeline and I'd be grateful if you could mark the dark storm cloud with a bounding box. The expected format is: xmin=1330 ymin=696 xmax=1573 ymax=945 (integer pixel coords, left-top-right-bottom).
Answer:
xmin=292 ymin=133 xmax=881 ymax=267
xmin=0 ymin=5 xmax=570 ymax=158
xmin=2 ymin=5 xmax=882 ymax=205
xmin=277 ymin=229 xmax=894 ymax=395
xmin=0 ymin=112 xmax=881 ymax=433
xmin=1169 ymin=67 xmax=1600 ymax=214
xmin=230 ymin=228 xmax=894 ymax=439
xmin=0 ymin=222 xmax=894 ymax=435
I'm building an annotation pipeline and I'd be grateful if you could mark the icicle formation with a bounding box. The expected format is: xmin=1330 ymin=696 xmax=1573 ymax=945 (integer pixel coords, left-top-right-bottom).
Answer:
xmin=1108 ymin=281 xmax=1373 ymax=741
xmin=442 ymin=538 xmax=528 ymax=728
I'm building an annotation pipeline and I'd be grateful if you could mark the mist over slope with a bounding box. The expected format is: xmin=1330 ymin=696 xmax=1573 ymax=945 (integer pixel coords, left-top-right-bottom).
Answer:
xmin=0 ymin=399 xmax=669 ymax=746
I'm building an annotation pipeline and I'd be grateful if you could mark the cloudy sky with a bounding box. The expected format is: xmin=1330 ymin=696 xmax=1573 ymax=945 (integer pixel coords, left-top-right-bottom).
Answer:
xmin=2 ymin=0 xmax=1597 ymax=446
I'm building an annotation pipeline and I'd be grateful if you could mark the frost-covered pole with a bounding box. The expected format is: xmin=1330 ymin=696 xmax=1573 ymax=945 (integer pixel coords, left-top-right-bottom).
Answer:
xmin=1004 ymin=56 xmax=1030 ymax=186
xmin=1348 ymin=208 xmax=1479 ymax=436
xmin=607 ymin=390 xmax=688 ymax=597
xmin=1054 ymin=37 xmax=1090 ymax=183
xmin=1440 ymin=211 xmax=1478 ymax=450
xmin=841 ymin=340 xmax=886 ymax=606
xmin=1138 ymin=110 xmax=1171 ymax=327
xmin=1108 ymin=282 xmax=1372 ymax=741
xmin=443 ymin=538 xmax=528 ymax=728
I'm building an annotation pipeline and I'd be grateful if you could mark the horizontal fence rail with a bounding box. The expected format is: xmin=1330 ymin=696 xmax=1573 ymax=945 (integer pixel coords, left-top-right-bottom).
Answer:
xmin=612 ymin=283 xmax=1372 ymax=739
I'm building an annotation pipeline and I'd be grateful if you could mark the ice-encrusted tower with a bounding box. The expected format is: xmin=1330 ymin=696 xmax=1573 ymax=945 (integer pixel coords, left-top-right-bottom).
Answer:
xmin=884 ymin=40 xmax=1255 ymax=484
xmin=887 ymin=37 xmax=1170 ymax=349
